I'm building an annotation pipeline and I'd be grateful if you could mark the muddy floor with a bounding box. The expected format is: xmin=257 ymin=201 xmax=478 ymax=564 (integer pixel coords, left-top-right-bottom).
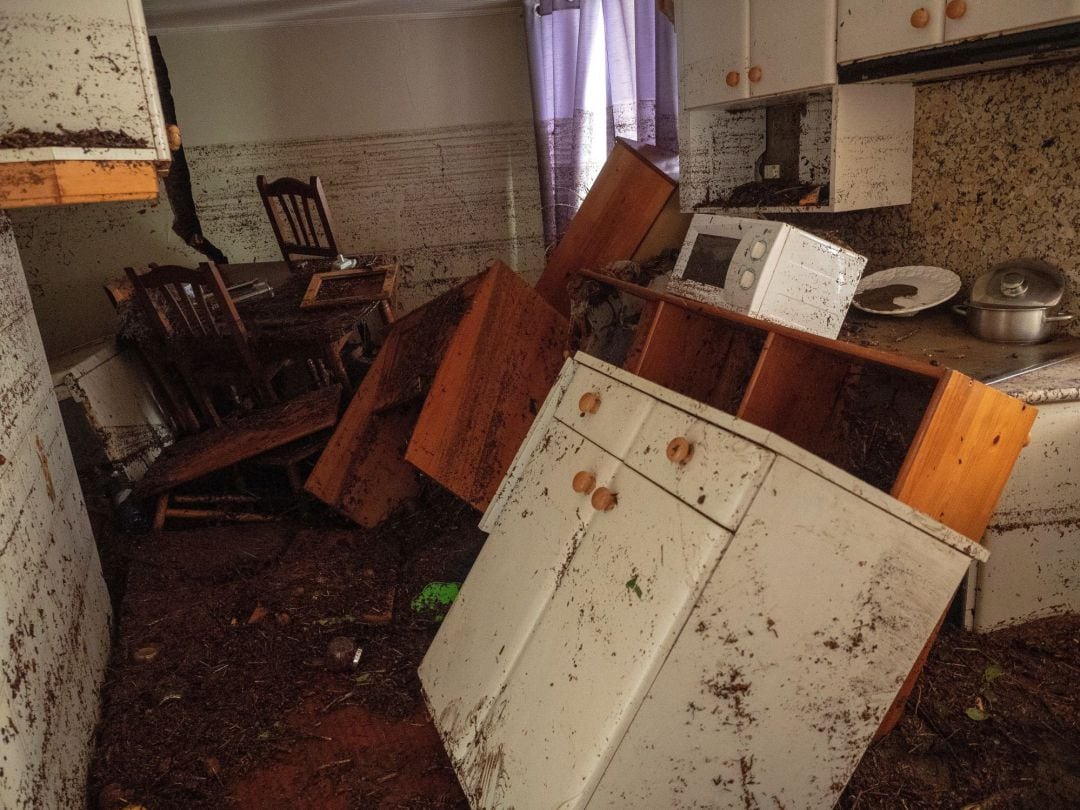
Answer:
xmin=90 ymin=486 xmax=1079 ymax=809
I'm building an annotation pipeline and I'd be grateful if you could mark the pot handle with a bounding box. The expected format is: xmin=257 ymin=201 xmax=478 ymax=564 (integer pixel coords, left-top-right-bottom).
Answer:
xmin=1046 ymin=313 xmax=1075 ymax=324
xmin=952 ymin=305 xmax=967 ymax=317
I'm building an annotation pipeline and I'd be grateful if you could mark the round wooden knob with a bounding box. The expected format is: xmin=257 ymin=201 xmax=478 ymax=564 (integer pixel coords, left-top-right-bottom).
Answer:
xmin=591 ymin=487 xmax=617 ymax=512
xmin=666 ymin=437 xmax=694 ymax=465
xmin=910 ymin=7 xmax=930 ymax=28
xmin=747 ymin=66 xmax=762 ymax=83
xmin=572 ymin=471 xmax=596 ymax=494
xmin=945 ymin=0 xmax=967 ymax=19
xmin=166 ymin=124 xmax=182 ymax=151
xmin=578 ymin=392 xmax=601 ymax=414
xmin=725 ymin=71 xmax=740 ymax=87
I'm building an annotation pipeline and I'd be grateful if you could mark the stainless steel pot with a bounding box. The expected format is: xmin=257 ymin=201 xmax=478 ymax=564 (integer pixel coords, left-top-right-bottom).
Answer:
xmin=952 ymin=303 xmax=1074 ymax=344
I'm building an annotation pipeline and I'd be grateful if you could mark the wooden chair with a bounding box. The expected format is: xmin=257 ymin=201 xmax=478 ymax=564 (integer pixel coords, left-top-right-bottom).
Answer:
xmin=257 ymin=175 xmax=340 ymax=263
xmin=125 ymin=262 xmax=278 ymax=427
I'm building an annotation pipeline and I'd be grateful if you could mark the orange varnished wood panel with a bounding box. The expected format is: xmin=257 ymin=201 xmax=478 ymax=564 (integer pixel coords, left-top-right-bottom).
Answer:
xmin=309 ymin=261 xmax=569 ymax=525
xmin=535 ymin=139 xmax=678 ymax=317
xmin=890 ymin=369 xmax=1037 ymax=540
xmin=304 ymin=324 xmax=424 ymax=528
xmin=0 ymin=159 xmax=161 ymax=208
xmin=406 ymin=261 xmax=569 ymax=510
xmin=737 ymin=333 xmax=851 ymax=457
xmin=632 ymin=302 xmax=765 ymax=415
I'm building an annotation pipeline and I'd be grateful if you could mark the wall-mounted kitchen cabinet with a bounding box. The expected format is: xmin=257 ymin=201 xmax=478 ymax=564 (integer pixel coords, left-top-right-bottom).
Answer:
xmin=679 ymin=83 xmax=915 ymax=213
xmin=679 ymin=0 xmax=836 ymax=109
xmin=838 ymin=0 xmax=1080 ymax=77
xmin=0 ymin=0 xmax=169 ymax=208
xmin=676 ymin=1 xmax=912 ymax=214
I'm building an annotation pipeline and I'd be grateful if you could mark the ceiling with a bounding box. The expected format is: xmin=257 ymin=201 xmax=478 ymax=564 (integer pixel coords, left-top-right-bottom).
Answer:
xmin=144 ymin=0 xmax=520 ymax=32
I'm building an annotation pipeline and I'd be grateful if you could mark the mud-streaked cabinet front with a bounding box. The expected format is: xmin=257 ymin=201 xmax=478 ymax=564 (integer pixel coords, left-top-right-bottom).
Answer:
xmin=420 ymin=354 xmax=987 ymax=809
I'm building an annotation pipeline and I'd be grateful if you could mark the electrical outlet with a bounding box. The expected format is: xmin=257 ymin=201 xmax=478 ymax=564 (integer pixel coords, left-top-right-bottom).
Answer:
xmin=764 ymin=164 xmax=781 ymax=180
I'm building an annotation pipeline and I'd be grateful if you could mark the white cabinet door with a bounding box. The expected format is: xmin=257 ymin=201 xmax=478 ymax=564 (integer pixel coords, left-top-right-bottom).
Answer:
xmin=445 ymin=455 xmax=733 ymax=809
xmin=588 ymin=457 xmax=975 ymax=809
xmin=420 ymin=422 xmax=622 ymax=766
xmin=837 ymin=0 xmax=946 ymax=62
xmin=749 ymin=0 xmax=837 ymax=97
xmin=677 ymin=0 xmax=749 ymax=108
xmin=944 ymin=0 xmax=1080 ymax=41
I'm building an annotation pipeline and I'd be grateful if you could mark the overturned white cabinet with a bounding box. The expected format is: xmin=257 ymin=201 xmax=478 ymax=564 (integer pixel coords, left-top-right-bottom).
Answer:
xmin=420 ymin=354 xmax=987 ymax=809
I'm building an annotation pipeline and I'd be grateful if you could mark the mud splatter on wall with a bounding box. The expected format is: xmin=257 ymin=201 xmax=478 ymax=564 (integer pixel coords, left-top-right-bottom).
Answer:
xmin=9 ymin=8 xmax=544 ymax=360
xmin=0 ymin=212 xmax=112 ymax=807
xmin=784 ymin=59 xmax=1080 ymax=323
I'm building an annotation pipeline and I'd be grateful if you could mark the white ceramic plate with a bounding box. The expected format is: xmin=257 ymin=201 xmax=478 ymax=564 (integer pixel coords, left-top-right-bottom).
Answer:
xmin=851 ymin=265 xmax=961 ymax=317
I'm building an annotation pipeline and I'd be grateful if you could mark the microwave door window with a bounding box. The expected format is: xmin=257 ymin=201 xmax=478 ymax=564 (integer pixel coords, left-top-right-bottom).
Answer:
xmin=682 ymin=234 xmax=740 ymax=289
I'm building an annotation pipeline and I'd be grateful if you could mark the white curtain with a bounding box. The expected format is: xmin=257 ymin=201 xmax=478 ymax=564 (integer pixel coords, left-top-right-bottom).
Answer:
xmin=525 ymin=0 xmax=679 ymax=247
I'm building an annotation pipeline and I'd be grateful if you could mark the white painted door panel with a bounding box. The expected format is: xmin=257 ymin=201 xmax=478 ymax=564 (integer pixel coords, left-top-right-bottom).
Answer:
xmin=621 ymin=399 xmax=774 ymax=531
xmin=677 ymin=0 xmax=749 ymax=108
xmin=837 ymin=0 xmax=946 ymax=62
xmin=451 ymin=463 xmax=732 ymax=809
xmin=420 ymin=423 xmax=621 ymax=765
xmin=974 ymin=400 xmax=1080 ymax=630
xmin=588 ymin=457 xmax=974 ymax=809
xmin=945 ymin=0 xmax=1080 ymax=41
xmin=749 ymin=0 xmax=837 ymax=97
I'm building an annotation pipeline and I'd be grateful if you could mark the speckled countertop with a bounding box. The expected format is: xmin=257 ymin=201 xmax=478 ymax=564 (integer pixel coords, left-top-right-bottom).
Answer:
xmin=991 ymin=356 xmax=1080 ymax=405
xmin=840 ymin=309 xmax=1080 ymax=405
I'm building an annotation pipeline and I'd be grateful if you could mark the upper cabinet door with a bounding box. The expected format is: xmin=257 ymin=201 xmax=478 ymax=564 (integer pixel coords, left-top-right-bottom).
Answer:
xmin=676 ymin=0 xmax=749 ymax=109
xmin=837 ymin=1 xmax=946 ymax=62
xmin=749 ymin=0 xmax=837 ymax=97
xmin=943 ymin=0 xmax=1080 ymax=41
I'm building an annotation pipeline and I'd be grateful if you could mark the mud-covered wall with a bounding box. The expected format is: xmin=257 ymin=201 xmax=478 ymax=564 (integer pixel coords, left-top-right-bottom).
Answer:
xmin=784 ymin=59 xmax=1080 ymax=313
xmin=0 ymin=211 xmax=112 ymax=807
xmin=10 ymin=9 xmax=544 ymax=359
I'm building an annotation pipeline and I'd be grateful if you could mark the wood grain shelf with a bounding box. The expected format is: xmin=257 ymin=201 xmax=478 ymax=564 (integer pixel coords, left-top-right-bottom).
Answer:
xmin=0 ymin=158 xmax=163 ymax=208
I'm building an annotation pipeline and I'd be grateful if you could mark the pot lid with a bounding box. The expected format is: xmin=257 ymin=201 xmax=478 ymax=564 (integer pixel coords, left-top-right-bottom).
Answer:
xmin=971 ymin=258 xmax=1065 ymax=308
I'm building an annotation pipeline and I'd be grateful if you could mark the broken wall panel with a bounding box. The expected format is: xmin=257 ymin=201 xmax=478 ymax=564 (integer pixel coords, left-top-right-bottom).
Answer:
xmin=0 ymin=213 xmax=111 ymax=808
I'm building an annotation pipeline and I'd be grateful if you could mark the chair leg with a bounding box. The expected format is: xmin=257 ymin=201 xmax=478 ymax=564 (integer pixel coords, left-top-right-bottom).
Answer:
xmin=153 ymin=494 xmax=169 ymax=531
xmin=380 ymin=299 xmax=396 ymax=325
xmin=322 ymin=337 xmax=352 ymax=394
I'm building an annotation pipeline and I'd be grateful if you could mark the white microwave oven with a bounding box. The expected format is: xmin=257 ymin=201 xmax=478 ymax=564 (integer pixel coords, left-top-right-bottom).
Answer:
xmin=668 ymin=214 xmax=867 ymax=339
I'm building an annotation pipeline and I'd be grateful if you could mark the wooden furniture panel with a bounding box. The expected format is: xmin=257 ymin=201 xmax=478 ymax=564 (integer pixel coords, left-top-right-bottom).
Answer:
xmin=738 ymin=332 xmax=851 ymax=457
xmin=631 ymin=301 xmax=762 ymax=414
xmin=535 ymin=139 xmax=679 ymax=318
xmin=406 ymin=261 xmax=569 ymax=510
xmin=0 ymin=160 xmax=160 ymax=208
xmin=304 ymin=313 xmax=429 ymax=529
xmin=308 ymin=260 xmax=569 ymax=526
xmin=892 ymin=370 xmax=1037 ymax=539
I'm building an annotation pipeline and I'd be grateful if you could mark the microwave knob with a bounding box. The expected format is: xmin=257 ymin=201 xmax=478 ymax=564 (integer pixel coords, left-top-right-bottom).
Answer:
xmin=738 ymin=269 xmax=756 ymax=289
xmin=749 ymin=240 xmax=767 ymax=260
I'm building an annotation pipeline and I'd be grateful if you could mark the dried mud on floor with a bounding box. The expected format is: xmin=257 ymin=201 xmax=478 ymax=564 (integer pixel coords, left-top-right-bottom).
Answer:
xmin=91 ymin=490 xmax=482 ymax=810
xmin=91 ymin=488 xmax=1079 ymax=809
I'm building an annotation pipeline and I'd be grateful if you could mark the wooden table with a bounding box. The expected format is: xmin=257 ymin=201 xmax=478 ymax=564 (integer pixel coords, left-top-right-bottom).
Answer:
xmin=232 ymin=264 xmax=383 ymax=391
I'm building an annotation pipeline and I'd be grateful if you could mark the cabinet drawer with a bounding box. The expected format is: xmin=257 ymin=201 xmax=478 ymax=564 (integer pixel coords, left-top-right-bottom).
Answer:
xmin=555 ymin=362 xmax=654 ymax=459
xmin=623 ymin=399 xmax=774 ymax=531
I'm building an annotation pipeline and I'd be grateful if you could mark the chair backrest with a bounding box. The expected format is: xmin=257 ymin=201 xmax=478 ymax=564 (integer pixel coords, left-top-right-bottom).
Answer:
xmin=256 ymin=175 xmax=341 ymax=262
xmin=124 ymin=261 xmax=248 ymax=344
